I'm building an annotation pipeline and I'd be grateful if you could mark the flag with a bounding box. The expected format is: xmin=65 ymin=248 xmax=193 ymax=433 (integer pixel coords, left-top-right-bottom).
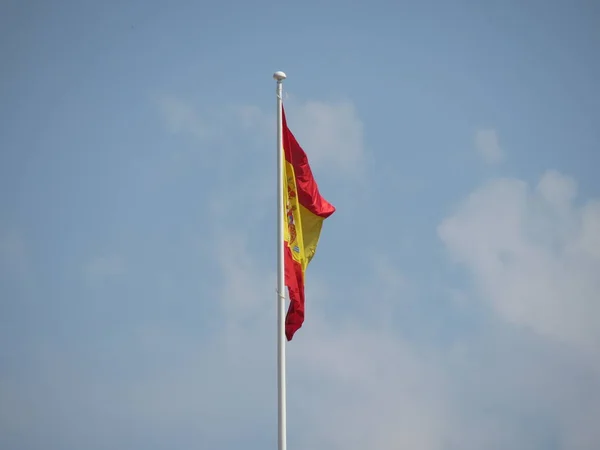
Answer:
xmin=282 ymin=106 xmax=335 ymax=341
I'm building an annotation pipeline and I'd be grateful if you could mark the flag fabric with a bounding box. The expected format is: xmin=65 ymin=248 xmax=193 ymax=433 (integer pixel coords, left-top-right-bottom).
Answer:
xmin=282 ymin=106 xmax=335 ymax=341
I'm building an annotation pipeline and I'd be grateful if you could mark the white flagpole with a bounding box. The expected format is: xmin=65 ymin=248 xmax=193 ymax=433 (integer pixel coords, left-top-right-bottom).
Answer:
xmin=273 ymin=70 xmax=287 ymax=450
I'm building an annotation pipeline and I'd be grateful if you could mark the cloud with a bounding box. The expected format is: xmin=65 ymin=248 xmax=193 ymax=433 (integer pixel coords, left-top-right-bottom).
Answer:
xmin=197 ymin=237 xmax=454 ymax=450
xmin=206 ymin=239 xmax=600 ymax=450
xmin=288 ymin=316 xmax=451 ymax=450
xmin=8 ymin=92 xmax=597 ymax=449
xmin=158 ymin=96 xmax=211 ymax=140
xmin=213 ymin=232 xmax=274 ymax=321
xmin=286 ymin=100 xmax=366 ymax=178
xmin=438 ymin=170 xmax=600 ymax=357
xmin=233 ymin=104 xmax=273 ymax=138
xmin=156 ymin=95 xmax=366 ymax=179
xmin=3 ymin=199 xmax=600 ymax=449
xmin=474 ymin=129 xmax=505 ymax=164
xmin=150 ymin=99 xmax=597 ymax=448
xmin=83 ymin=254 xmax=125 ymax=286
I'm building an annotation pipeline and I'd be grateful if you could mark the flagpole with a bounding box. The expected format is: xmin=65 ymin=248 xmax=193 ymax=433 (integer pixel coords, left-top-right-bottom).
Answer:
xmin=273 ymin=70 xmax=287 ymax=450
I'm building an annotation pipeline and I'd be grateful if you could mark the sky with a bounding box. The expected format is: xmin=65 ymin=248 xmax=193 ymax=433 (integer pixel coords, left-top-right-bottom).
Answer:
xmin=1 ymin=1 xmax=600 ymax=449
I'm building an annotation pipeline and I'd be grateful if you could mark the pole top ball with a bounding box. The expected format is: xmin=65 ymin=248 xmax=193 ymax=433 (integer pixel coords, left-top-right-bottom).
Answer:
xmin=273 ymin=71 xmax=287 ymax=81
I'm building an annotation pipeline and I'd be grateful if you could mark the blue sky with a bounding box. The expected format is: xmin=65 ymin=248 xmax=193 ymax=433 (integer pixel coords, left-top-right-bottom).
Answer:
xmin=1 ymin=1 xmax=600 ymax=449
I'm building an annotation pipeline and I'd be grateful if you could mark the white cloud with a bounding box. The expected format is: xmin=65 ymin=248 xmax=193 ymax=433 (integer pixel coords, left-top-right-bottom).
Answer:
xmin=438 ymin=170 xmax=600 ymax=357
xmin=205 ymin=241 xmax=600 ymax=450
xmin=289 ymin=318 xmax=451 ymax=450
xmin=156 ymin=95 xmax=366 ymax=179
xmin=213 ymin=232 xmax=274 ymax=320
xmin=158 ymin=96 xmax=211 ymax=140
xmin=474 ymin=129 xmax=505 ymax=164
xmin=232 ymin=98 xmax=367 ymax=179
xmin=233 ymin=104 xmax=273 ymax=137
xmin=287 ymin=100 xmax=366 ymax=178
xmin=4 ymin=212 xmax=600 ymax=449
xmin=9 ymin=94 xmax=597 ymax=449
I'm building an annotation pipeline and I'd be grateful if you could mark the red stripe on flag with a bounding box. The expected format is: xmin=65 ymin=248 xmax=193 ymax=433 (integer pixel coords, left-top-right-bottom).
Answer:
xmin=284 ymin=242 xmax=305 ymax=341
xmin=282 ymin=108 xmax=336 ymax=219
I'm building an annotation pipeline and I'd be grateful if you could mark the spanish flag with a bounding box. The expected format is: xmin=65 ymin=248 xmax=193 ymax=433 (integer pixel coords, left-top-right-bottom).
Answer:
xmin=282 ymin=107 xmax=335 ymax=341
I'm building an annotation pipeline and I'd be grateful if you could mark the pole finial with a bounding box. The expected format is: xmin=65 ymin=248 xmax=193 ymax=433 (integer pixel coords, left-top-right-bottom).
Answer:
xmin=273 ymin=71 xmax=287 ymax=81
